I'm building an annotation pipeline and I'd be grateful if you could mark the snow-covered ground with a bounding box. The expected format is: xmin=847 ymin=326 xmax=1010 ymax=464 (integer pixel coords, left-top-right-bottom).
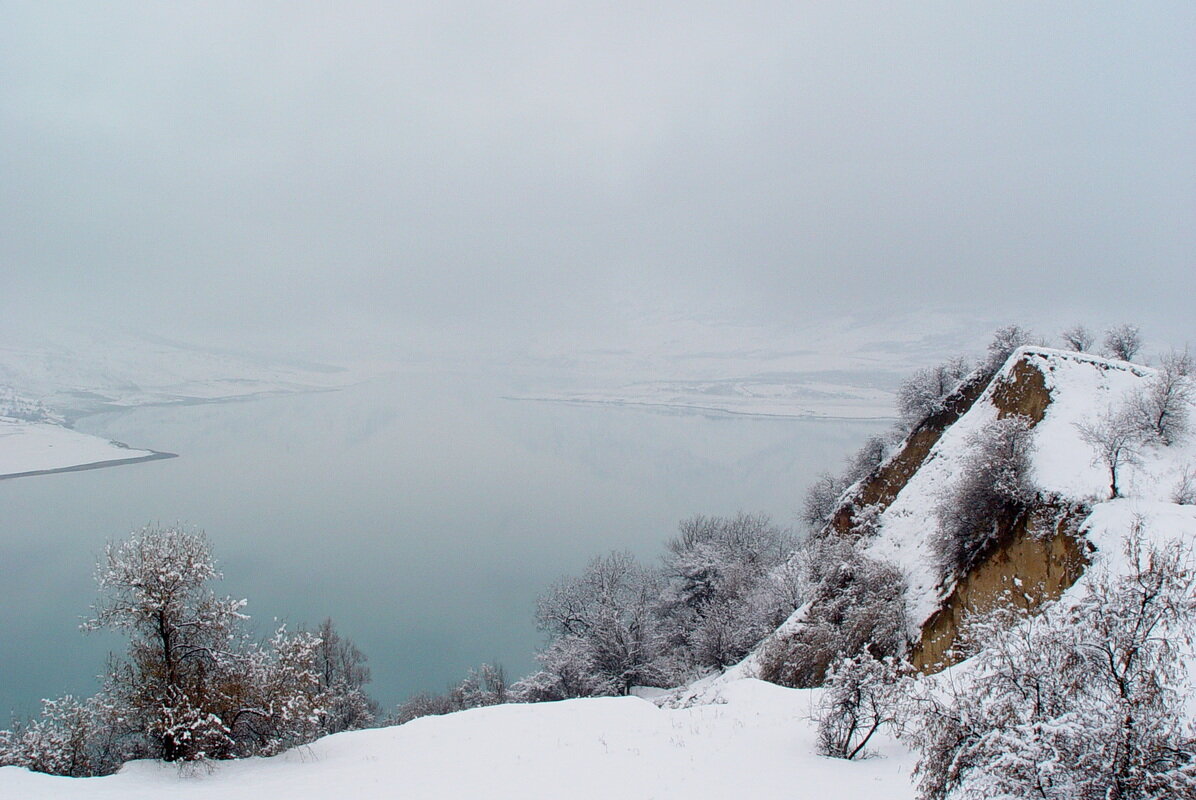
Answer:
xmin=0 ymin=417 xmax=167 ymax=479
xmin=0 ymin=679 xmax=915 ymax=799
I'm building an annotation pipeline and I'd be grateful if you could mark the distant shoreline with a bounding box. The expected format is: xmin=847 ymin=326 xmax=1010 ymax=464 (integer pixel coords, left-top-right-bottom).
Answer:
xmin=503 ymin=394 xmax=899 ymax=422
xmin=0 ymin=450 xmax=177 ymax=482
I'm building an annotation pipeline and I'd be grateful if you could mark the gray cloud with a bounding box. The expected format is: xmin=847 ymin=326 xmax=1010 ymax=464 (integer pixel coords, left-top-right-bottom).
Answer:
xmin=2 ymin=2 xmax=1193 ymax=353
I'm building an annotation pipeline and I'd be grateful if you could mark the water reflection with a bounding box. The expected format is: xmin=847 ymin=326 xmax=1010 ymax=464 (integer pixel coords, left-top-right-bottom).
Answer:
xmin=0 ymin=370 xmax=887 ymax=717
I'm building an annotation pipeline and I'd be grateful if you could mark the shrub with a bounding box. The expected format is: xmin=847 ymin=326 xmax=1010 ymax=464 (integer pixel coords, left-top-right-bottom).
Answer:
xmin=815 ymin=654 xmax=908 ymax=760
xmin=757 ymin=538 xmax=908 ymax=688
xmin=1103 ymin=323 xmax=1143 ymax=362
xmin=934 ymin=416 xmax=1037 ymax=577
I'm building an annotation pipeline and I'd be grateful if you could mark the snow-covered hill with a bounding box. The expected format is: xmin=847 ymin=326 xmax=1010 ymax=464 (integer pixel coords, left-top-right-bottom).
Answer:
xmin=0 ymin=679 xmax=914 ymax=799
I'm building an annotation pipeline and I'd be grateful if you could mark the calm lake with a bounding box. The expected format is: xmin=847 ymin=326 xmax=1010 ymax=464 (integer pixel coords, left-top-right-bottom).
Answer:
xmin=0 ymin=367 xmax=887 ymax=718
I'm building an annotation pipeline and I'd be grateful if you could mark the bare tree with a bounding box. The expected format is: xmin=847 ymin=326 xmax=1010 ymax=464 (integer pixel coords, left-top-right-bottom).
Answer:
xmin=1103 ymin=323 xmax=1142 ymax=362
xmin=1060 ymin=324 xmax=1094 ymax=353
xmin=1174 ymin=464 xmax=1196 ymax=505
xmin=1076 ymin=408 xmax=1144 ymax=499
xmin=1128 ymin=349 xmax=1193 ymax=446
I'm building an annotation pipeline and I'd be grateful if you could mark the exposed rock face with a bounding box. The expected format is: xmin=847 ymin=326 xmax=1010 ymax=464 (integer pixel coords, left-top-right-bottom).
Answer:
xmin=911 ymin=500 xmax=1090 ymax=672
xmin=989 ymin=357 xmax=1052 ymax=422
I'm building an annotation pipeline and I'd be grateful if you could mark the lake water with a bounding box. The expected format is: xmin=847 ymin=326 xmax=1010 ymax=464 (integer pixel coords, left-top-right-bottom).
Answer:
xmin=0 ymin=367 xmax=887 ymax=719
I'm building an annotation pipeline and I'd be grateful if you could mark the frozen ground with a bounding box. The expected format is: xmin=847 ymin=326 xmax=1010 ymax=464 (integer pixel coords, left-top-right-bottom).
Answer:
xmin=0 ymin=678 xmax=915 ymax=800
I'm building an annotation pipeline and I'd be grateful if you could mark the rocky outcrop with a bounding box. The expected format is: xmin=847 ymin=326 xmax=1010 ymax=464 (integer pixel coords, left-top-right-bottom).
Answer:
xmin=910 ymin=500 xmax=1090 ymax=672
xmin=828 ymin=349 xmax=1090 ymax=676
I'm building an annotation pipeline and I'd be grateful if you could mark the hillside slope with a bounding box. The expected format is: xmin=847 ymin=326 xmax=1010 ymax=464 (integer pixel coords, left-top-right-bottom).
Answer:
xmin=0 ymin=680 xmax=915 ymax=799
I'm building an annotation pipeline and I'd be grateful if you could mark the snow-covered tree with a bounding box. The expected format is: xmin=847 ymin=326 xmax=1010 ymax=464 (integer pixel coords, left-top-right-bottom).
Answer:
xmin=906 ymin=527 xmax=1196 ymax=800
xmin=311 ymin=618 xmax=378 ymax=734
xmin=1103 ymin=323 xmax=1143 ymax=362
xmin=81 ymin=525 xmax=346 ymax=763
xmin=83 ymin=524 xmax=248 ymax=762
xmin=758 ymin=537 xmax=908 ymax=688
xmin=1060 ymin=324 xmax=1095 ymax=353
xmin=1127 ymin=348 xmax=1193 ymax=446
xmin=657 ymin=514 xmax=797 ymax=671
xmin=843 ymin=433 xmax=895 ymax=485
xmin=1076 ymin=407 xmax=1144 ymax=499
xmin=897 ymin=358 xmax=972 ymax=424
xmin=802 ymin=472 xmax=849 ymax=532
xmin=534 ymin=551 xmax=672 ymax=696
xmin=984 ymin=325 xmax=1035 ymax=373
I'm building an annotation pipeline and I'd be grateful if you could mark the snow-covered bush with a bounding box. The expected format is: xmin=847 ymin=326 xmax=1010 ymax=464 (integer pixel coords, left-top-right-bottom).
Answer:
xmin=1127 ymin=348 xmax=1193 ymax=446
xmin=897 ymin=358 xmax=972 ymax=425
xmin=815 ymin=653 xmax=909 ymax=760
xmin=1060 ymin=324 xmax=1095 ymax=353
xmin=905 ymin=527 xmax=1196 ymax=800
xmin=394 ymin=663 xmax=508 ymax=723
xmin=533 ymin=551 xmax=673 ymax=696
xmin=1103 ymin=323 xmax=1143 ymax=362
xmin=0 ymin=695 xmax=123 ymax=777
xmin=933 ymin=416 xmax=1037 ymax=577
xmin=658 ymin=514 xmax=798 ymax=671
xmin=757 ymin=538 xmax=908 ymax=688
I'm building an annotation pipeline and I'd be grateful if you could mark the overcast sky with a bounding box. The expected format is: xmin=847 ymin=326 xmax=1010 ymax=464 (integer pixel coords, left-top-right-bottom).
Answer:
xmin=1 ymin=2 xmax=1193 ymax=357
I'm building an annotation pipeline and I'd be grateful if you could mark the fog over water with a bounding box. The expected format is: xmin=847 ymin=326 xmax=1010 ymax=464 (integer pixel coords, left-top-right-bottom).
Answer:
xmin=0 ymin=369 xmax=886 ymax=717
xmin=1 ymin=1 xmax=1193 ymax=723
